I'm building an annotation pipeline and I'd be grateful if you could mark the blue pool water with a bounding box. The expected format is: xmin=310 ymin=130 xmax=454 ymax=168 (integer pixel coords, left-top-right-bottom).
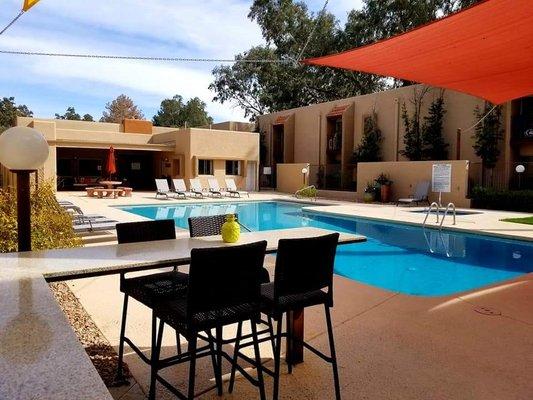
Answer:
xmin=118 ymin=201 xmax=532 ymax=297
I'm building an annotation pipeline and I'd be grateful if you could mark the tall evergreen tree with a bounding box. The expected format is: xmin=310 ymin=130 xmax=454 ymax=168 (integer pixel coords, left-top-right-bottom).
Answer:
xmin=473 ymin=103 xmax=503 ymax=183
xmin=422 ymin=92 xmax=448 ymax=160
xmin=400 ymin=87 xmax=429 ymax=161
xmin=353 ymin=111 xmax=382 ymax=162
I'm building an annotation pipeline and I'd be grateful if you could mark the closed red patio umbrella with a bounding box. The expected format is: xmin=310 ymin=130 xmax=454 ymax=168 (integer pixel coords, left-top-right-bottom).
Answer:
xmin=106 ymin=146 xmax=117 ymax=178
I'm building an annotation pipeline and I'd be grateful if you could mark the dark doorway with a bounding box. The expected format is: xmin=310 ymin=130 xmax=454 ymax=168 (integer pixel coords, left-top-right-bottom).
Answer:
xmin=56 ymin=147 xmax=156 ymax=190
xmin=272 ymin=124 xmax=285 ymax=187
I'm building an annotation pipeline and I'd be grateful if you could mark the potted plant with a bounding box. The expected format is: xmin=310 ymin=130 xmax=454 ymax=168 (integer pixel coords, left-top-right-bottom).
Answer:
xmin=375 ymin=173 xmax=393 ymax=203
xmin=363 ymin=182 xmax=376 ymax=203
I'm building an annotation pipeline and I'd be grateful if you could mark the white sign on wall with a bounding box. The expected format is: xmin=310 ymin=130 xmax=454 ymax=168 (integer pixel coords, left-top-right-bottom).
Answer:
xmin=432 ymin=164 xmax=452 ymax=193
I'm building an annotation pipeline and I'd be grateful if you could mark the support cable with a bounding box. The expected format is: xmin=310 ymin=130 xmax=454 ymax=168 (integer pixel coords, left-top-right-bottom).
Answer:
xmin=0 ymin=10 xmax=25 ymax=36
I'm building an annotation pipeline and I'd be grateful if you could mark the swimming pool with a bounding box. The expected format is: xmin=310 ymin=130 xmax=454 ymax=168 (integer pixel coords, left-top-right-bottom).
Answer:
xmin=118 ymin=201 xmax=532 ymax=297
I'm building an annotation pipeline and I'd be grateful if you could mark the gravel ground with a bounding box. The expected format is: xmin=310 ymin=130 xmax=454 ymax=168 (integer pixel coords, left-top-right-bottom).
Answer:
xmin=49 ymin=282 xmax=132 ymax=387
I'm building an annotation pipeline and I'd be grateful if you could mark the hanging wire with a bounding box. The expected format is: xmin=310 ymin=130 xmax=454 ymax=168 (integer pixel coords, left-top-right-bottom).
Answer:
xmin=297 ymin=0 xmax=330 ymax=61
xmin=0 ymin=49 xmax=293 ymax=63
xmin=0 ymin=10 xmax=25 ymax=36
xmin=460 ymin=104 xmax=498 ymax=133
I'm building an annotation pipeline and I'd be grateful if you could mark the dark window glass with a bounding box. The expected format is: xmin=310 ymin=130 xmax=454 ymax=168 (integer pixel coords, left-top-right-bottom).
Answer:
xmin=198 ymin=159 xmax=213 ymax=175
xmin=225 ymin=160 xmax=240 ymax=175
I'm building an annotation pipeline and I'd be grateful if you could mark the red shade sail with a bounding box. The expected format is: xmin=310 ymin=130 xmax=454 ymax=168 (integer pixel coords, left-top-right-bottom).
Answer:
xmin=106 ymin=146 xmax=116 ymax=176
xmin=304 ymin=0 xmax=533 ymax=104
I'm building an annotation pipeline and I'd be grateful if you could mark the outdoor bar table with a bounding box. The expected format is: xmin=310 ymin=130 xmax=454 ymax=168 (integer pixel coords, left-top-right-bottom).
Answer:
xmin=0 ymin=227 xmax=365 ymax=400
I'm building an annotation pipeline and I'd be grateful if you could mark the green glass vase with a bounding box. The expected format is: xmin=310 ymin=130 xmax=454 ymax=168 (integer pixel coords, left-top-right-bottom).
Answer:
xmin=221 ymin=214 xmax=240 ymax=243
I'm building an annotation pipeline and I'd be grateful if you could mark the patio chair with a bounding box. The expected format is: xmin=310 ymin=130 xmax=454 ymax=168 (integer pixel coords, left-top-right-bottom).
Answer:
xmin=155 ymin=179 xmax=172 ymax=199
xmin=189 ymin=179 xmax=205 ymax=198
xmin=172 ymin=179 xmax=191 ymax=198
xmin=228 ymin=233 xmax=341 ymax=400
xmin=188 ymin=214 xmax=270 ymax=284
xmin=396 ymin=181 xmax=431 ymax=206
xmin=225 ymin=178 xmax=249 ymax=198
xmin=208 ymin=178 xmax=223 ymax=197
xmin=148 ymin=241 xmax=268 ymax=400
xmin=115 ymin=219 xmax=189 ymax=383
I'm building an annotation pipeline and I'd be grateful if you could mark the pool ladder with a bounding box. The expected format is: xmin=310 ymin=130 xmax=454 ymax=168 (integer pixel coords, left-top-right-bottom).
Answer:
xmin=422 ymin=202 xmax=456 ymax=230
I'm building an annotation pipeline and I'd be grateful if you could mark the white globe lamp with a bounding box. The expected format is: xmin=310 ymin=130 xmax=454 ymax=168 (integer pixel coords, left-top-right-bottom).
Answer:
xmin=515 ymin=164 xmax=525 ymax=189
xmin=301 ymin=167 xmax=309 ymax=186
xmin=0 ymin=126 xmax=49 ymax=251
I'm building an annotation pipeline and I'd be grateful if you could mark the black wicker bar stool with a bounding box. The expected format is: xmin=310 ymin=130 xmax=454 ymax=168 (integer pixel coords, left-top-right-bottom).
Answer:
xmin=229 ymin=233 xmax=341 ymax=400
xmin=149 ymin=241 xmax=268 ymax=400
xmin=115 ymin=219 xmax=189 ymax=382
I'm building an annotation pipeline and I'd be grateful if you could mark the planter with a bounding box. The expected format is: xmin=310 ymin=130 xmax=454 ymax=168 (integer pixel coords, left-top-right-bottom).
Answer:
xmin=363 ymin=192 xmax=375 ymax=203
xmin=380 ymin=184 xmax=392 ymax=203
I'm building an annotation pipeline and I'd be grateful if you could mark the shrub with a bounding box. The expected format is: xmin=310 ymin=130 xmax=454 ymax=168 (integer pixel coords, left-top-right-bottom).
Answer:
xmin=470 ymin=186 xmax=533 ymax=212
xmin=296 ymin=186 xmax=317 ymax=199
xmin=0 ymin=181 xmax=82 ymax=252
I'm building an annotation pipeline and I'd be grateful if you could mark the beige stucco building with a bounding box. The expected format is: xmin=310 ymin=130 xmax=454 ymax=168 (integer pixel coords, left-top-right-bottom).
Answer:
xmin=1 ymin=117 xmax=259 ymax=192
xmin=257 ymin=85 xmax=532 ymax=196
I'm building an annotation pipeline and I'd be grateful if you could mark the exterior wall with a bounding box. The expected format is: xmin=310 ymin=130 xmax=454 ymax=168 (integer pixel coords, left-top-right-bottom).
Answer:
xmin=276 ymin=163 xmax=310 ymax=194
xmin=7 ymin=118 xmax=260 ymax=192
xmin=356 ymin=160 xmax=471 ymax=208
xmin=258 ymin=84 xmax=500 ymax=173
xmin=187 ymin=128 xmax=259 ymax=190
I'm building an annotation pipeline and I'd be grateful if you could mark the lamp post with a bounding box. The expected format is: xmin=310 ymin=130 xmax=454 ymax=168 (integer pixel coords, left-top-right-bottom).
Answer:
xmin=301 ymin=167 xmax=308 ymax=187
xmin=515 ymin=164 xmax=525 ymax=189
xmin=0 ymin=126 xmax=49 ymax=252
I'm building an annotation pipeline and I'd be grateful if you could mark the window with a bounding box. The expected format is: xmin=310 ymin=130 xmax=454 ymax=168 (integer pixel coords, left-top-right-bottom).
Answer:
xmin=198 ymin=159 xmax=213 ymax=175
xmin=225 ymin=160 xmax=241 ymax=175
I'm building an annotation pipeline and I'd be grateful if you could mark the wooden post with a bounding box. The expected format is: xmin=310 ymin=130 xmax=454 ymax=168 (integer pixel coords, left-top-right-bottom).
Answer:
xmin=456 ymin=128 xmax=462 ymax=160
xmin=286 ymin=309 xmax=304 ymax=364
xmin=16 ymin=170 xmax=32 ymax=252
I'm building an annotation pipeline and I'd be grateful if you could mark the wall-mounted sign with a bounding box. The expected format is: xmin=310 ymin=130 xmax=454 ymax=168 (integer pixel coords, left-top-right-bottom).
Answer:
xmin=432 ymin=163 xmax=452 ymax=193
xmin=131 ymin=162 xmax=141 ymax=170
xmin=263 ymin=167 xmax=272 ymax=175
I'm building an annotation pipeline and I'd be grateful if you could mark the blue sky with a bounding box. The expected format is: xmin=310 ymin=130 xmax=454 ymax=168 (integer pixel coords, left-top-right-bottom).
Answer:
xmin=0 ymin=0 xmax=362 ymax=122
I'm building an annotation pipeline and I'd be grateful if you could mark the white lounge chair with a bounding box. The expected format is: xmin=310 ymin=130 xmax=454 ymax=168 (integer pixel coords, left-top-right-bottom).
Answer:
xmin=171 ymin=179 xmax=190 ymax=198
xmin=396 ymin=181 xmax=431 ymax=206
xmin=207 ymin=178 xmax=223 ymax=197
xmin=155 ymin=179 xmax=172 ymax=199
xmin=189 ymin=179 xmax=205 ymax=198
xmin=225 ymin=178 xmax=249 ymax=198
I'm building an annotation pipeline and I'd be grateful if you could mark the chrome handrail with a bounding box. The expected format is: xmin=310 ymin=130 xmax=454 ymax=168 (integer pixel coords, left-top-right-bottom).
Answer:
xmin=439 ymin=202 xmax=456 ymax=230
xmin=423 ymin=202 xmax=440 ymax=226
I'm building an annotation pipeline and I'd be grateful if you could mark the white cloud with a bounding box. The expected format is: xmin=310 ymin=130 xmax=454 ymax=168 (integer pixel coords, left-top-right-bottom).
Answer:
xmin=0 ymin=0 xmax=363 ymax=122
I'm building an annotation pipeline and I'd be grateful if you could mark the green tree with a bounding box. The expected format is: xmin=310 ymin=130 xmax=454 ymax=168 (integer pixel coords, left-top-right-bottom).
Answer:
xmin=400 ymin=86 xmax=429 ymax=161
xmin=0 ymin=97 xmax=33 ymax=132
xmin=55 ymin=106 xmax=81 ymax=120
xmin=422 ymin=92 xmax=448 ymax=160
xmin=352 ymin=111 xmax=382 ymax=162
xmin=210 ymin=1 xmax=384 ymax=120
xmin=211 ymin=1 xmax=481 ymax=120
xmin=473 ymin=103 xmax=503 ymax=184
xmin=100 ymin=94 xmax=144 ymax=123
xmin=55 ymin=107 xmax=94 ymax=121
xmin=152 ymin=95 xmax=213 ymax=127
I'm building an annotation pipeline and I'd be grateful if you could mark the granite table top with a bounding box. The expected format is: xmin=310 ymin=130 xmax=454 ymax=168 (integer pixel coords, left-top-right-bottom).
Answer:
xmin=0 ymin=227 xmax=365 ymax=400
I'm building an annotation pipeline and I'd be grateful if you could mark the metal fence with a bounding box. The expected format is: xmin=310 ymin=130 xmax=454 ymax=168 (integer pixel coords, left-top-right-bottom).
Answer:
xmin=469 ymin=161 xmax=533 ymax=192
xmin=309 ymin=164 xmax=357 ymax=191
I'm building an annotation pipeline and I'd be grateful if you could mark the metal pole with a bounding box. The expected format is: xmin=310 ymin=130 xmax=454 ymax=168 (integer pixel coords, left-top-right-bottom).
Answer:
xmin=15 ymin=170 xmax=32 ymax=252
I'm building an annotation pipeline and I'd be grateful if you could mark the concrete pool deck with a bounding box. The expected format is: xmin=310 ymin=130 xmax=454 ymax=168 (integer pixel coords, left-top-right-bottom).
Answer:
xmin=56 ymin=191 xmax=533 ymax=399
